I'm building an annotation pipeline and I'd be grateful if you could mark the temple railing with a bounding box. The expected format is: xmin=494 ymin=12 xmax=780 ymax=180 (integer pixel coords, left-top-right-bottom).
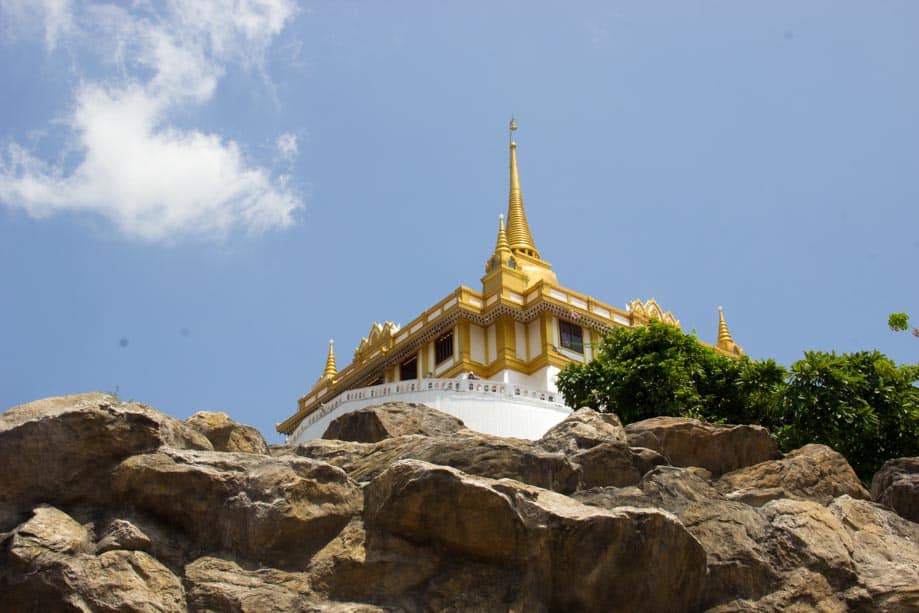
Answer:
xmin=290 ymin=377 xmax=565 ymax=442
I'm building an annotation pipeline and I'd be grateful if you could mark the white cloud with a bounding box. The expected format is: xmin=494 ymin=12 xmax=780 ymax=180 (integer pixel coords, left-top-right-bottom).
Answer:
xmin=0 ymin=0 xmax=301 ymax=242
xmin=276 ymin=132 xmax=298 ymax=160
xmin=0 ymin=0 xmax=73 ymax=51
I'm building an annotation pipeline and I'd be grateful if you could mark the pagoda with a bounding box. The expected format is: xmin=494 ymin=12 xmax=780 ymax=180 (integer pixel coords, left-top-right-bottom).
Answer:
xmin=278 ymin=120 xmax=743 ymax=443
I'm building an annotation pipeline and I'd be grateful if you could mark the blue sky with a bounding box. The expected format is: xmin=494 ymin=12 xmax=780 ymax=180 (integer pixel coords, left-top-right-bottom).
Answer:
xmin=1 ymin=1 xmax=917 ymax=443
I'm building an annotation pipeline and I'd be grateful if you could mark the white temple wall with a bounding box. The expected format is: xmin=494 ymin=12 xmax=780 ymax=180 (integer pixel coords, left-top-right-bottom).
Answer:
xmin=515 ymin=322 xmax=527 ymax=360
xmin=527 ymin=320 xmax=541 ymax=358
xmin=470 ymin=324 xmax=485 ymax=364
xmin=486 ymin=324 xmax=496 ymax=365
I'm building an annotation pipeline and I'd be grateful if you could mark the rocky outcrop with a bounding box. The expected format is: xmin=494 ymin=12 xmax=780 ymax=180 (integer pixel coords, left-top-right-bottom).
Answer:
xmin=0 ymin=393 xmax=211 ymax=527
xmin=322 ymin=401 xmax=465 ymax=442
xmin=1 ymin=393 xmax=915 ymax=612
xmin=829 ymin=496 xmax=919 ymax=609
xmin=871 ymin=456 xmax=919 ymax=523
xmin=716 ymin=444 xmax=870 ymax=506
xmin=626 ymin=416 xmax=781 ymax=476
xmin=112 ymin=448 xmax=362 ymax=568
xmin=364 ymin=459 xmax=708 ymax=612
xmin=301 ymin=430 xmax=583 ymax=492
xmin=184 ymin=556 xmax=313 ymax=612
xmin=538 ymin=406 xmax=627 ymax=452
xmin=1 ymin=506 xmax=186 ymax=612
xmin=303 ymin=407 xmax=662 ymax=492
xmin=186 ymin=411 xmax=270 ymax=454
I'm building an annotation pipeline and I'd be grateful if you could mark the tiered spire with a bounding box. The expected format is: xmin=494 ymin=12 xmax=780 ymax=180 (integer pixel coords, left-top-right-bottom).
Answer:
xmin=322 ymin=339 xmax=337 ymax=379
xmin=494 ymin=214 xmax=510 ymax=255
xmin=506 ymin=118 xmax=540 ymax=259
xmin=716 ymin=307 xmax=743 ymax=356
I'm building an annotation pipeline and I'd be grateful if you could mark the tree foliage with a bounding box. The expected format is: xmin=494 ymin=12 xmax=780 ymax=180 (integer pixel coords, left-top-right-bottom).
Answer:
xmin=888 ymin=311 xmax=918 ymax=338
xmin=555 ymin=321 xmax=785 ymax=425
xmin=778 ymin=351 xmax=919 ymax=480
xmin=556 ymin=321 xmax=919 ymax=482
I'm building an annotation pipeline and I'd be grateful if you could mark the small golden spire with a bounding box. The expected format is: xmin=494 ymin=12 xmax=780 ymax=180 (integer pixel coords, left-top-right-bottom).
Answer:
xmin=322 ymin=339 xmax=337 ymax=379
xmin=495 ymin=213 xmax=510 ymax=254
xmin=716 ymin=307 xmax=743 ymax=356
xmin=506 ymin=118 xmax=540 ymax=259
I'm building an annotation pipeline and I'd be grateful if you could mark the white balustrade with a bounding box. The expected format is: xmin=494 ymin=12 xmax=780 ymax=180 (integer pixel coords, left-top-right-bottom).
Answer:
xmin=288 ymin=377 xmax=566 ymax=443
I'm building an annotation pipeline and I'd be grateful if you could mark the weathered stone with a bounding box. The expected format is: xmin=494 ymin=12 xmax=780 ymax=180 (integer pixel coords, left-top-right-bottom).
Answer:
xmin=96 ymin=518 xmax=152 ymax=554
xmin=571 ymin=441 xmax=642 ymax=488
xmin=307 ymin=517 xmax=440 ymax=604
xmin=185 ymin=556 xmax=312 ymax=612
xmin=704 ymin=569 xmax=853 ymax=613
xmin=760 ymin=499 xmax=857 ymax=588
xmin=300 ymin=431 xmax=581 ymax=493
xmin=322 ymin=402 xmax=465 ymax=442
xmin=112 ymin=448 xmax=361 ymax=568
xmin=717 ymin=444 xmax=870 ymax=506
xmin=0 ymin=393 xmax=212 ymax=525
xmin=364 ymin=459 xmax=708 ymax=612
xmin=625 ymin=416 xmax=781 ymax=476
xmin=538 ymin=407 xmax=627 ymax=452
xmin=870 ymin=456 xmax=919 ymax=523
xmin=572 ymin=485 xmax=657 ymax=510
xmin=829 ymin=496 xmax=919 ymax=609
xmin=1 ymin=506 xmax=185 ymax=613
xmin=630 ymin=445 xmax=669 ymax=475
xmin=186 ymin=411 xmax=270 ymax=454
xmin=638 ymin=465 xmax=722 ymax=514
xmin=680 ymin=501 xmax=779 ymax=606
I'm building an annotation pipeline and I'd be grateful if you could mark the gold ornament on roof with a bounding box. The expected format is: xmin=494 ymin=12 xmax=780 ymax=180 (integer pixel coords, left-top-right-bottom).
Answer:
xmin=322 ymin=339 xmax=337 ymax=379
xmin=716 ymin=307 xmax=744 ymax=356
xmin=353 ymin=321 xmax=400 ymax=363
xmin=506 ymin=119 xmax=540 ymax=259
xmin=628 ymin=298 xmax=680 ymax=328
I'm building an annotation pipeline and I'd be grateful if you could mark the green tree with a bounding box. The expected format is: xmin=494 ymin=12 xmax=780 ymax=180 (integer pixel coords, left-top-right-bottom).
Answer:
xmin=556 ymin=322 xmax=919 ymax=483
xmin=776 ymin=351 xmax=919 ymax=481
xmin=888 ymin=312 xmax=918 ymax=338
xmin=555 ymin=321 xmax=785 ymax=425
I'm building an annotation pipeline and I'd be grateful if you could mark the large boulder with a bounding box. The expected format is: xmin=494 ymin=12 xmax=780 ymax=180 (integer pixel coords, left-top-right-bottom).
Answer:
xmin=870 ymin=456 xmax=919 ymax=523
xmin=322 ymin=402 xmax=465 ymax=442
xmin=112 ymin=448 xmax=362 ymax=568
xmin=186 ymin=411 xmax=270 ymax=454
xmin=364 ymin=459 xmax=708 ymax=612
xmin=0 ymin=506 xmax=186 ymax=612
xmin=716 ymin=444 xmax=870 ymax=506
xmin=0 ymin=393 xmax=212 ymax=526
xmin=307 ymin=517 xmax=441 ymax=605
xmin=538 ymin=407 xmax=627 ymax=452
xmin=625 ymin=416 xmax=781 ymax=476
xmin=760 ymin=499 xmax=858 ymax=589
xmin=184 ymin=556 xmax=313 ymax=612
xmin=95 ymin=519 xmax=152 ymax=554
xmin=300 ymin=431 xmax=582 ymax=493
xmin=829 ymin=496 xmax=919 ymax=609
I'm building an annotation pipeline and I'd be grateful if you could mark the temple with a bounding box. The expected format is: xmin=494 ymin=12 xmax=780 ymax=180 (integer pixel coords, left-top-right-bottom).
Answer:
xmin=278 ymin=120 xmax=743 ymax=444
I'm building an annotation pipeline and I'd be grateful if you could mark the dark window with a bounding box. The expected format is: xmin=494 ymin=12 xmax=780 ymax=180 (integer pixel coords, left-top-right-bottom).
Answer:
xmin=367 ymin=373 xmax=384 ymax=386
xmin=559 ymin=320 xmax=584 ymax=353
xmin=435 ymin=331 xmax=454 ymax=364
xmin=400 ymin=356 xmax=418 ymax=381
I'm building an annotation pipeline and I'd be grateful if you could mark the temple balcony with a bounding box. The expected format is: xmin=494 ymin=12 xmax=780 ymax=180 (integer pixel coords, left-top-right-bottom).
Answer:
xmin=287 ymin=377 xmax=571 ymax=445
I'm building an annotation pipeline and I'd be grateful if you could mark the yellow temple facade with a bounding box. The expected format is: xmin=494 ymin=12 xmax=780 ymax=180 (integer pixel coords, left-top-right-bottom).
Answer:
xmin=278 ymin=121 xmax=743 ymax=443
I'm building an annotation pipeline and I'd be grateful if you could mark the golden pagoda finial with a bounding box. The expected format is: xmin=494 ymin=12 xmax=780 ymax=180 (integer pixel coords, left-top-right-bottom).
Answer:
xmin=716 ymin=307 xmax=744 ymax=356
xmin=506 ymin=118 xmax=540 ymax=259
xmin=495 ymin=213 xmax=510 ymax=254
xmin=322 ymin=339 xmax=337 ymax=379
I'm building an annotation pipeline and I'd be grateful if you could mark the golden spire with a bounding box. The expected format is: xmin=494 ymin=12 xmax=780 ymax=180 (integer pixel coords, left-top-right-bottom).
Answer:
xmin=495 ymin=213 xmax=510 ymax=255
xmin=716 ymin=307 xmax=743 ymax=356
xmin=322 ymin=339 xmax=337 ymax=379
xmin=506 ymin=117 xmax=540 ymax=259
